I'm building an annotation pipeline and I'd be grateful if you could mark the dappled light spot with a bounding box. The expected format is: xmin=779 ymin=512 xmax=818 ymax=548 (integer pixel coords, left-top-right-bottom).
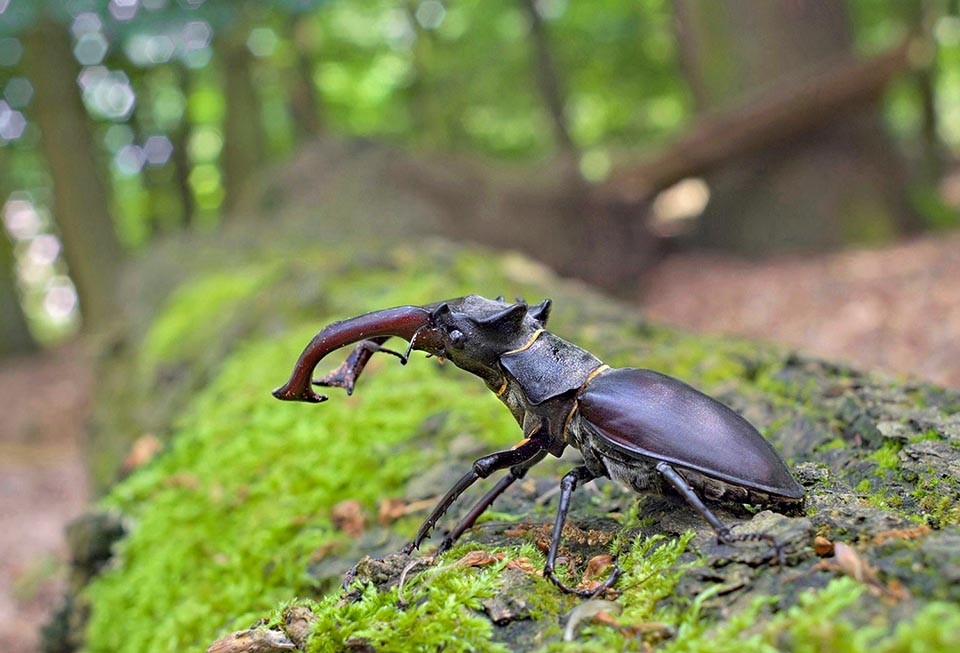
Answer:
xmin=650 ymin=177 xmax=710 ymax=237
xmin=188 ymin=126 xmax=223 ymax=162
xmin=415 ymin=0 xmax=446 ymax=30
xmin=182 ymin=20 xmax=212 ymax=51
xmin=125 ymin=33 xmax=176 ymax=66
xmin=26 ymin=234 xmax=61 ymax=267
xmin=104 ymin=123 xmax=135 ymax=152
xmin=114 ymin=143 xmax=146 ymax=175
xmin=70 ymin=12 xmax=102 ymax=38
xmin=43 ymin=277 xmax=79 ymax=323
xmin=935 ymin=16 xmax=960 ymax=47
xmin=143 ymin=135 xmax=174 ymax=165
xmin=2 ymin=195 xmax=78 ymax=331
xmin=109 ymin=0 xmax=140 ymax=23
xmin=246 ymin=27 xmax=278 ymax=58
xmin=4 ymin=77 xmax=33 ymax=107
xmin=0 ymin=100 xmax=26 ymax=142
xmin=73 ymin=32 xmax=109 ymax=66
xmin=3 ymin=196 xmax=41 ymax=241
xmin=579 ymin=149 xmax=611 ymax=182
xmin=383 ymin=9 xmax=415 ymax=50
xmin=79 ymin=68 xmax=136 ymax=120
xmin=0 ymin=37 xmax=22 ymax=67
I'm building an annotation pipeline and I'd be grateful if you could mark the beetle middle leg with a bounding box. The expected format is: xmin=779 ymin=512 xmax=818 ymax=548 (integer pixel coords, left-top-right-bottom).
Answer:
xmin=402 ymin=437 xmax=548 ymax=554
xmin=544 ymin=465 xmax=623 ymax=597
xmin=655 ymin=462 xmax=785 ymax=565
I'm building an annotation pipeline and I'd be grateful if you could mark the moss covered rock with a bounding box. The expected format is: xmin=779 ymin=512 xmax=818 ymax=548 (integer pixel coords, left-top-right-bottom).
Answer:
xmin=61 ymin=242 xmax=960 ymax=653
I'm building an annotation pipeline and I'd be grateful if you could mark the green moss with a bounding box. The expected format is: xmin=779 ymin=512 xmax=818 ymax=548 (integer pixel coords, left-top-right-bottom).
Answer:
xmin=868 ymin=442 xmax=902 ymax=473
xmin=667 ymin=578 xmax=959 ymax=653
xmin=856 ymin=479 xmax=872 ymax=493
xmin=818 ymin=437 xmax=848 ymax=452
xmin=909 ymin=429 xmax=942 ymax=444
xmin=308 ymin=559 xmax=512 ymax=653
xmin=139 ymin=264 xmax=279 ymax=372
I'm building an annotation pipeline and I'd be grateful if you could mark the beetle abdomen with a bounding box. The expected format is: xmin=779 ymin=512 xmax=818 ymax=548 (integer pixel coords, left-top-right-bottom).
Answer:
xmin=578 ymin=368 xmax=803 ymax=500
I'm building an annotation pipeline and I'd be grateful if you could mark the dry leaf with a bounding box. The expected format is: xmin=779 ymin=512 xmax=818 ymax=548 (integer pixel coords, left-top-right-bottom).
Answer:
xmin=871 ymin=525 xmax=931 ymax=545
xmin=834 ymin=542 xmax=875 ymax=583
xmin=454 ymin=550 xmax=498 ymax=567
xmin=505 ymin=557 xmax=536 ymax=573
xmin=813 ymin=535 xmax=834 ymax=556
xmin=122 ymin=434 xmax=162 ymax=472
xmin=582 ymin=555 xmax=614 ymax=582
xmin=378 ymin=498 xmax=408 ymax=525
xmin=331 ymin=499 xmax=365 ymax=537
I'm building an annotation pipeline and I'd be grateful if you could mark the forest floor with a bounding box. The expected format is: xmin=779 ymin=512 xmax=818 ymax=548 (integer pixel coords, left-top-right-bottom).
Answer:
xmin=1 ymin=231 xmax=958 ymax=653
xmin=0 ymin=344 xmax=90 ymax=653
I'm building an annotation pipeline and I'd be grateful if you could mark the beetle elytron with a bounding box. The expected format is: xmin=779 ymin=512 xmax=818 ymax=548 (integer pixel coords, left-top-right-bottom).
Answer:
xmin=273 ymin=295 xmax=804 ymax=595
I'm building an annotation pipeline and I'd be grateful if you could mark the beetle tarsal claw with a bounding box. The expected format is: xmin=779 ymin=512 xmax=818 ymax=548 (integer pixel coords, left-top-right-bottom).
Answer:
xmin=545 ymin=560 xmax=623 ymax=599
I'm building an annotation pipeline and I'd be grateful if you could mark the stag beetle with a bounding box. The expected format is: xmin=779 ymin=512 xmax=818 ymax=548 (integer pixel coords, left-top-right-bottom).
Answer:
xmin=273 ymin=295 xmax=804 ymax=595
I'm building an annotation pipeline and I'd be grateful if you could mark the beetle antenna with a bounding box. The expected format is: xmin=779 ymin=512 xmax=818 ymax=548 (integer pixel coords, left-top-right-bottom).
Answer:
xmin=401 ymin=325 xmax=428 ymax=364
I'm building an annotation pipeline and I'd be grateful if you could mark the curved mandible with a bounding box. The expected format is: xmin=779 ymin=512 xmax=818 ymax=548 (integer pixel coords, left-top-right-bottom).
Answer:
xmin=272 ymin=305 xmax=431 ymax=403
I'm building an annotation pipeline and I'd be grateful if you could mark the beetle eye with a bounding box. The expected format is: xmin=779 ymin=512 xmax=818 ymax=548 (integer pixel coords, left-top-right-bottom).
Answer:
xmin=448 ymin=329 xmax=465 ymax=349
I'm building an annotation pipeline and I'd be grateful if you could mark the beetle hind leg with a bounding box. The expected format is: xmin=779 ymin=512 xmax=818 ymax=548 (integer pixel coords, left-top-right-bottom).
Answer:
xmin=655 ymin=462 xmax=786 ymax=566
xmin=544 ymin=466 xmax=623 ymax=597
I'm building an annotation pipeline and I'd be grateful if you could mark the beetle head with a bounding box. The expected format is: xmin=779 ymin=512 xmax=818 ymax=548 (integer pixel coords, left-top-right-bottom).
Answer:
xmin=415 ymin=295 xmax=551 ymax=381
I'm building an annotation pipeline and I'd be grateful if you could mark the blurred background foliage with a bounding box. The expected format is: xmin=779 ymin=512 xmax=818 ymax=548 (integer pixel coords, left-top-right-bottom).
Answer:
xmin=1 ymin=0 xmax=959 ymax=351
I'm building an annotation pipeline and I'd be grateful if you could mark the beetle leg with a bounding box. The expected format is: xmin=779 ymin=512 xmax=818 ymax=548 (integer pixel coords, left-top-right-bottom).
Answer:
xmin=436 ymin=451 xmax=549 ymax=555
xmin=655 ymin=462 xmax=785 ymax=566
xmin=544 ymin=466 xmax=623 ymax=597
xmin=403 ymin=438 xmax=548 ymax=554
xmin=312 ymin=336 xmax=409 ymax=395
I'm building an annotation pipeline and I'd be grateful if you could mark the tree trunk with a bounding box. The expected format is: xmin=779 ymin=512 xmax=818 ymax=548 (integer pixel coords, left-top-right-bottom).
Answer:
xmin=517 ymin=0 xmax=577 ymax=161
xmin=287 ymin=14 xmax=323 ymax=141
xmin=671 ymin=0 xmax=917 ymax=254
xmin=24 ymin=15 xmax=123 ymax=331
xmin=220 ymin=36 xmax=266 ymax=213
xmin=170 ymin=66 xmax=196 ymax=228
xmin=0 ymin=231 xmax=37 ymax=357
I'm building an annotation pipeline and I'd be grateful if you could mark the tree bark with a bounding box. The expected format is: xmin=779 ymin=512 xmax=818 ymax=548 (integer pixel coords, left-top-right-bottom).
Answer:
xmin=517 ymin=0 xmax=578 ymax=162
xmin=0 ymin=231 xmax=37 ymax=357
xmin=287 ymin=14 xmax=323 ymax=141
xmin=220 ymin=36 xmax=266 ymax=213
xmin=670 ymin=0 xmax=917 ymax=255
xmin=170 ymin=66 xmax=196 ymax=227
xmin=24 ymin=15 xmax=123 ymax=331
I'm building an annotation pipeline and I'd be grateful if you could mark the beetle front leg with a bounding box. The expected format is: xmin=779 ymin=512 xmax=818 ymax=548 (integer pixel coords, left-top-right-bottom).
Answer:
xmin=313 ymin=336 xmax=410 ymax=395
xmin=403 ymin=438 xmax=548 ymax=554
xmin=544 ymin=466 xmax=623 ymax=597
xmin=436 ymin=451 xmax=549 ymax=555
xmin=655 ymin=462 xmax=785 ymax=565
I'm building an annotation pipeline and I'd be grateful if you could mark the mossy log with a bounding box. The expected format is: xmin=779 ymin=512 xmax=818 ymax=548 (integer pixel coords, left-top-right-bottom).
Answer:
xmin=48 ymin=237 xmax=960 ymax=653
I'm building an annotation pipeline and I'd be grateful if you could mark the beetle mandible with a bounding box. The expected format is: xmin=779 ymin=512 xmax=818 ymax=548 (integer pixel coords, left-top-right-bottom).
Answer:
xmin=273 ymin=295 xmax=804 ymax=595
